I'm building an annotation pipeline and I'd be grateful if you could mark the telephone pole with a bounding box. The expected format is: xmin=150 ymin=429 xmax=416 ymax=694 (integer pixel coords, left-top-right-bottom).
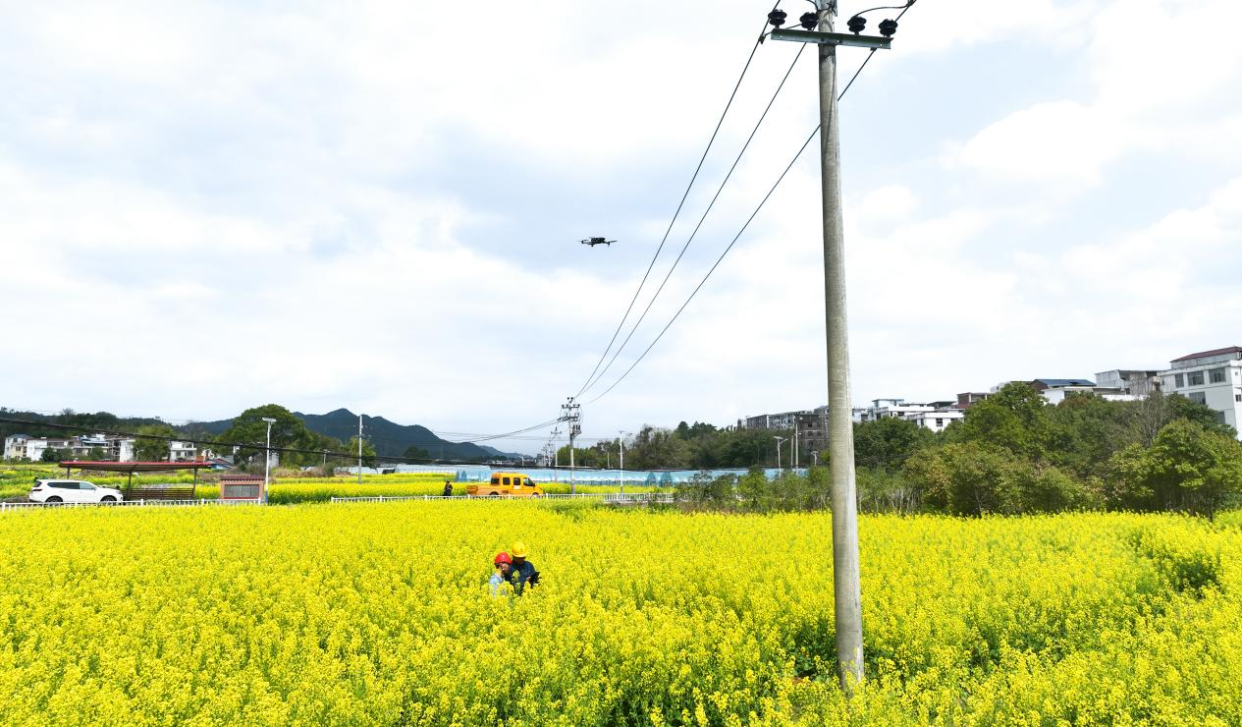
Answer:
xmin=562 ymin=398 xmax=581 ymax=494
xmin=769 ymin=0 xmax=897 ymax=691
xmin=816 ymin=1 xmax=864 ymax=689
xmin=357 ymin=413 xmax=363 ymax=485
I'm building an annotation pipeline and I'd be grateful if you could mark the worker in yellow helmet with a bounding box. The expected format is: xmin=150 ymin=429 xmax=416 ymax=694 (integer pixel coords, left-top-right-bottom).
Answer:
xmin=508 ymin=541 xmax=540 ymax=595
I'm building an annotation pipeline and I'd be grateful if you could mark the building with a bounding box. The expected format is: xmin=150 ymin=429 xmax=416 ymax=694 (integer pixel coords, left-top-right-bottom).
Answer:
xmin=739 ymin=407 xmax=830 ymax=465
xmin=1040 ymin=385 xmax=1137 ymax=405
xmin=955 ymin=392 xmax=990 ymax=409
xmin=2 ymin=433 xmax=136 ymax=461
xmin=1095 ymin=369 xmax=1163 ymax=397
xmin=1159 ymin=346 xmax=1242 ymax=437
xmin=741 ymin=410 xmax=812 ymax=431
xmin=169 ymin=441 xmax=198 ymax=462
xmin=852 ymin=398 xmax=964 ymax=434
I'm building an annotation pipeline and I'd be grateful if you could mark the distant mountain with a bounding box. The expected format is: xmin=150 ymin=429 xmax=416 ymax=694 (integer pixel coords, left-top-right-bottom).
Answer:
xmin=193 ymin=408 xmax=527 ymax=462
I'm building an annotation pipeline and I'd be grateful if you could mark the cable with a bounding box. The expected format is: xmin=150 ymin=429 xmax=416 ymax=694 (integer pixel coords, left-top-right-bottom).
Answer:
xmin=583 ymin=0 xmax=923 ymax=404
xmin=573 ymin=1 xmax=785 ymax=400
xmin=0 ymin=416 xmax=555 ymax=467
xmin=587 ymin=124 xmax=822 ymax=405
xmin=579 ymin=43 xmax=807 ymax=398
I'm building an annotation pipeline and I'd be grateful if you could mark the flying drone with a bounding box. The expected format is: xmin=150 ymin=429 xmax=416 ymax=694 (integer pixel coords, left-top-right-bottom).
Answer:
xmin=580 ymin=237 xmax=616 ymax=247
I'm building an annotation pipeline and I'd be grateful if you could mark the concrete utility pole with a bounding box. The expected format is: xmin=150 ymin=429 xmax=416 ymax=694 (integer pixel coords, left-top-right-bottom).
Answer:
xmin=562 ymin=398 xmax=581 ymax=494
xmin=618 ymin=431 xmax=628 ymax=494
xmin=357 ymin=413 xmax=363 ymax=485
xmin=794 ymin=417 xmax=799 ymax=468
xmin=261 ymin=417 xmax=276 ymax=504
xmin=816 ymin=0 xmax=863 ymax=689
xmin=769 ymin=0 xmax=895 ymax=691
xmin=774 ymin=436 xmax=787 ymax=469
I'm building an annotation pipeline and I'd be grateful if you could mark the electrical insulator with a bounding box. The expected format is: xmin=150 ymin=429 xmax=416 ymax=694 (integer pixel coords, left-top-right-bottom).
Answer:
xmin=847 ymin=15 xmax=866 ymax=34
xmin=767 ymin=9 xmax=787 ymax=27
xmin=878 ymin=18 xmax=898 ymax=36
xmin=799 ymin=12 xmax=818 ymax=30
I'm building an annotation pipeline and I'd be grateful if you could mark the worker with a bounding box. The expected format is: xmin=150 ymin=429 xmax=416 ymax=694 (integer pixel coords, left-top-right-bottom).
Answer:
xmin=489 ymin=552 xmax=512 ymax=595
xmin=443 ymin=480 xmax=453 ymax=497
xmin=508 ymin=541 xmax=540 ymax=595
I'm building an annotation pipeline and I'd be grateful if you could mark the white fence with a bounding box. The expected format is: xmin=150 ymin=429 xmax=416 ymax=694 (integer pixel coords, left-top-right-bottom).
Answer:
xmin=0 ymin=499 xmax=261 ymax=513
xmin=329 ymin=493 xmax=674 ymax=505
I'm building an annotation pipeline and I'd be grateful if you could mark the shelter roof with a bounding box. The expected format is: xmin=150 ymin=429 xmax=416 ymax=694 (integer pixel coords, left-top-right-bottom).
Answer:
xmin=59 ymin=460 xmax=213 ymax=473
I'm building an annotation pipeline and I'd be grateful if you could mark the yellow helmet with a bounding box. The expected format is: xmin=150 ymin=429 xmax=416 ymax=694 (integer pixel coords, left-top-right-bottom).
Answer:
xmin=510 ymin=541 xmax=528 ymax=558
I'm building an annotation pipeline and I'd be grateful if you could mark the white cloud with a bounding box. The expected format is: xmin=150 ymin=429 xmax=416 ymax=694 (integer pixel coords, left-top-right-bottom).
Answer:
xmin=942 ymin=0 xmax=1242 ymax=188
xmin=1 ymin=0 xmax=1240 ymax=450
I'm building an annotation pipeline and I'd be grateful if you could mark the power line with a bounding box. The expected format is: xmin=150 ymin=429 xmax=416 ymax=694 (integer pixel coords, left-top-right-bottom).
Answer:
xmin=588 ymin=124 xmax=821 ymax=405
xmin=584 ymin=0 xmax=922 ymax=405
xmin=579 ymin=42 xmax=808 ymax=398
xmin=573 ymin=1 xmax=785 ymax=399
xmin=0 ymin=416 xmax=544 ymax=468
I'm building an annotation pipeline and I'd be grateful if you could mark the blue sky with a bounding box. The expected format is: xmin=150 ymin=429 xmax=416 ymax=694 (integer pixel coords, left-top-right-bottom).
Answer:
xmin=2 ymin=0 xmax=1240 ymax=453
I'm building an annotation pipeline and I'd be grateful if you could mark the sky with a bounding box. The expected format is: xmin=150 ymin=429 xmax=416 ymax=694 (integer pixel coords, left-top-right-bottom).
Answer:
xmin=2 ymin=0 xmax=1241 ymax=454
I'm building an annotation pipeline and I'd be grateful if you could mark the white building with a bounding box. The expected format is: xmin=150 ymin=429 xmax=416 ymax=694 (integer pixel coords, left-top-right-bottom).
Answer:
xmin=1095 ymin=369 xmax=1163 ymax=397
xmin=852 ymin=398 xmax=964 ymax=434
xmin=169 ymin=441 xmax=198 ymax=462
xmin=4 ymin=434 xmax=31 ymax=460
xmin=3 ymin=433 xmax=136 ymax=461
xmin=1160 ymin=346 xmax=1242 ymax=437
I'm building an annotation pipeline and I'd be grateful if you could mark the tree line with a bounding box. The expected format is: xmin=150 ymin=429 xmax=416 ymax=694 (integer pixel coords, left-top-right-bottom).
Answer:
xmin=606 ymin=384 xmax=1242 ymax=519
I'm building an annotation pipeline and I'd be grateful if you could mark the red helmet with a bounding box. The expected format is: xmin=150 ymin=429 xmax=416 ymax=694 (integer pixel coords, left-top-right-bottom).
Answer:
xmin=494 ymin=552 xmax=512 ymax=565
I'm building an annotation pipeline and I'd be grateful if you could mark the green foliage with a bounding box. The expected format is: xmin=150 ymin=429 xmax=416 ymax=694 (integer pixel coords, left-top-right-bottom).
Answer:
xmin=853 ymin=416 xmax=933 ymax=471
xmin=134 ymin=423 xmax=176 ymax=461
xmin=628 ymin=426 xmax=692 ymax=470
xmin=345 ymin=437 xmax=379 ymax=468
xmin=904 ymin=443 xmax=1094 ymax=516
xmin=949 ymin=382 xmax=1052 ymax=459
xmin=218 ymin=404 xmax=325 ymax=468
xmin=857 ymin=467 xmax=921 ymax=514
xmin=402 ymin=445 xmax=431 ymax=461
xmin=1105 ymin=419 xmax=1242 ymax=518
xmin=674 ymin=466 xmax=830 ymax=513
xmin=39 ymin=447 xmax=69 ymax=463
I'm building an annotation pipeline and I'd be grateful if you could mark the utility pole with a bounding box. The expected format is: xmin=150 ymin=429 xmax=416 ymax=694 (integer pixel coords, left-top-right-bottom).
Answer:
xmin=357 ymin=413 xmax=363 ymax=485
xmin=261 ymin=417 xmax=276 ymax=504
xmin=618 ymin=431 xmax=628 ymax=494
xmin=768 ymin=1 xmax=895 ymax=691
xmin=562 ymin=397 xmax=581 ymax=494
xmin=816 ymin=0 xmax=864 ymax=690
xmin=794 ymin=416 xmax=799 ymax=468
xmin=774 ymin=436 xmax=787 ymax=469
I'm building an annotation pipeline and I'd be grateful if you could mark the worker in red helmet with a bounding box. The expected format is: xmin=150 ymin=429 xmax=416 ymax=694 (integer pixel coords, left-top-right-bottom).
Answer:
xmin=489 ymin=552 xmax=513 ymax=595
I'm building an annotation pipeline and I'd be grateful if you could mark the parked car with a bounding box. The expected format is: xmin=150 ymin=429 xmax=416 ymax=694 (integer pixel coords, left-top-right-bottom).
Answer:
xmin=29 ymin=479 xmax=124 ymax=504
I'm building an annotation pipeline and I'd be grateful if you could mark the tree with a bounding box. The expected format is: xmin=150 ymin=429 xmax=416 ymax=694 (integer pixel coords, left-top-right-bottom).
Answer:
xmin=218 ymin=405 xmax=319 ymax=467
xmin=346 ymin=437 xmax=379 ymax=468
xmin=40 ymin=447 xmax=70 ymax=463
xmin=628 ymin=426 xmax=692 ymax=470
xmin=134 ymin=424 xmax=176 ymax=461
xmin=403 ymin=445 xmax=432 ymax=461
xmin=1105 ymin=419 xmax=1242 ymax=518
xmin=853 ymin=416 xmax=934 ymax=471
xmin=950 ymin=382 xmax=1052 ymax=460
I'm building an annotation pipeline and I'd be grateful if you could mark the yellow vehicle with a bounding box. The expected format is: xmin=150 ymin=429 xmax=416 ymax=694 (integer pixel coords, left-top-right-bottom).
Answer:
xmin=466 ymin=473 xmax=545 ymax=497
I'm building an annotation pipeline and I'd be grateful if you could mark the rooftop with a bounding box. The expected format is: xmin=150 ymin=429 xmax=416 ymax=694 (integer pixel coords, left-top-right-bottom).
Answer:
xmin=1034 ymin=378 xmax=1096 ymax=387
xmin=1171 ymin=346 xmax=1242 ymax=363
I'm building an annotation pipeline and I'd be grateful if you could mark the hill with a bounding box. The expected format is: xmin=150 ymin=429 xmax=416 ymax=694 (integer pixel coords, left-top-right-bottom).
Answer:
xmin=193 ymin=408 xmax=525 ymax=461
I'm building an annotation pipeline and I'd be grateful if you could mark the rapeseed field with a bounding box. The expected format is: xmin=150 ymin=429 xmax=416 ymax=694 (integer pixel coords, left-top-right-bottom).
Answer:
xmin=0 ymin=502 xmax=1238 ymax=725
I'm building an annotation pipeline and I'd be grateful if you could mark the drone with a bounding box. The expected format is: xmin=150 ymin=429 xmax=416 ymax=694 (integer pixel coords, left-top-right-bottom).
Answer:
xmin=580 ymin=237 xmax=616 ymax=248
